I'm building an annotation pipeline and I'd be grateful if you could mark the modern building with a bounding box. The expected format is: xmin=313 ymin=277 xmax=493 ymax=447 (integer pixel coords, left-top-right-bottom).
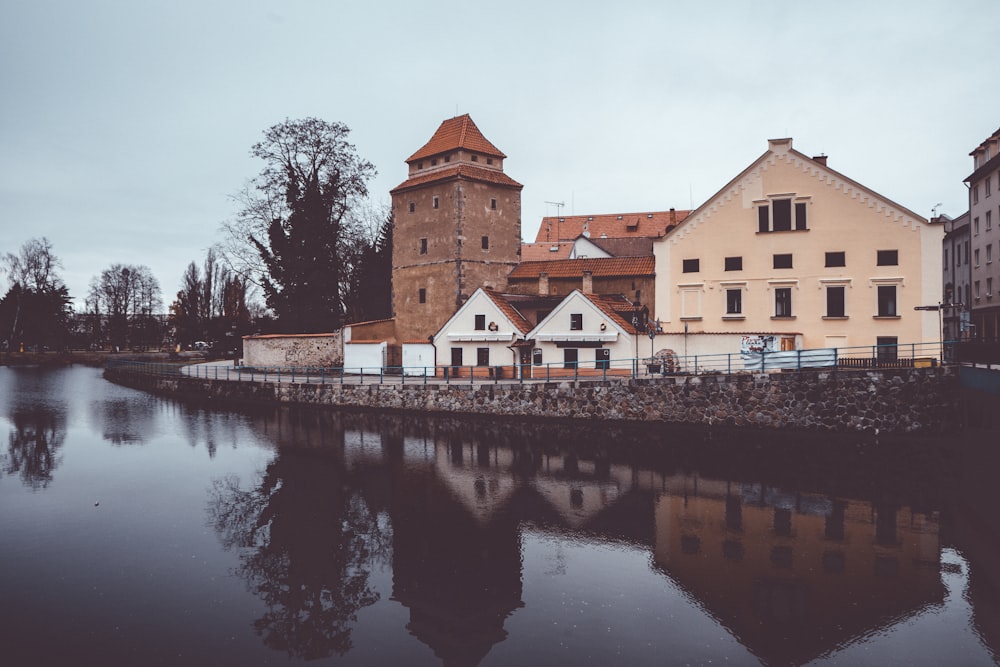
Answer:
xmin=390 ymin=115 xmax=523 ymax=343
xmin=965 ymin=127 xmax=1000 ymax=341
xmin=652 ymin=138 xmax=944 ymax=355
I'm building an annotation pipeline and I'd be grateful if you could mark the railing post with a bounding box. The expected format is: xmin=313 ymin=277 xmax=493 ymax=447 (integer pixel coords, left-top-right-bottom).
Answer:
xmin=694 ymin=355 xmax=699 ymax=375
xmin=727 ymin=353 xmax=731 ymax=375
xmin=574 ymin=361 xmax=578 ymax=382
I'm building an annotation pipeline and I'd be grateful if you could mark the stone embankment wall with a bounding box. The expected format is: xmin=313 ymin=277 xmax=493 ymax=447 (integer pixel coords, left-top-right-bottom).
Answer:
xmin=105 ymin=366 xmax=960 ymax=434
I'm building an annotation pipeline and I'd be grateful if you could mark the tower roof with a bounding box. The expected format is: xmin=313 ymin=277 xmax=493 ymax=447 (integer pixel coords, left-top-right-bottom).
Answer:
xmin=406 ymin=114 xmax=507 ymax=163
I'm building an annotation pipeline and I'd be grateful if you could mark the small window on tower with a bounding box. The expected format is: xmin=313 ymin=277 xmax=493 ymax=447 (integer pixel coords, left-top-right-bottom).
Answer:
xmin=408 ymin=202 xmax=415 ymax=213
xmin=420 ymin=238 xmax=427 ymax=255
xmin=418 ymin=288 xmax=426 ymax=304
xmin=486 ymin=158 xmax=494 ymax=165
xmin=471 ymin=154 xmax=478 ymax=162
xmin=433 ymin=196 xmax=439 ymax=209
xmin=490 ymin=198 xmax=497 ymax=210
xmin=482 ymin=236 xmax=489 ymax=250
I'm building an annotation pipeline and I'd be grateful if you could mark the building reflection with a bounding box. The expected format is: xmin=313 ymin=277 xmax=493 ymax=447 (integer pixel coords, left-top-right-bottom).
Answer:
xmin=207 ymin=409 xmax=957 ymax=665
xmin=653 ymin=474 xmax=944 ymax=666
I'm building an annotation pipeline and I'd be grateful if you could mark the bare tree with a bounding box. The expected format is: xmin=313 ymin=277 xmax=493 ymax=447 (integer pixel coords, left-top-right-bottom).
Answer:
xmin=88 ymin=264 xmax=161 ymax=349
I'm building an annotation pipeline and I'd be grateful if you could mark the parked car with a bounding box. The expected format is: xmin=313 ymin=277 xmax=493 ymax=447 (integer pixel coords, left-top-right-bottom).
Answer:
xmin=193 ymin=341 xmax=209 ymax=351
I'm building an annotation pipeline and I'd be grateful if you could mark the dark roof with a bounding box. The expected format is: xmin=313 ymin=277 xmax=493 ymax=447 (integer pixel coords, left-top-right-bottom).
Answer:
xmin=508 ymin=257 xmax=655 ymax=280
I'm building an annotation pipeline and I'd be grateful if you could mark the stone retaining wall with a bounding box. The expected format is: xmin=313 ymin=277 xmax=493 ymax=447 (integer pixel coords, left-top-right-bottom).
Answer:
xmin=105 ymin=366 xmax=960 ymax=434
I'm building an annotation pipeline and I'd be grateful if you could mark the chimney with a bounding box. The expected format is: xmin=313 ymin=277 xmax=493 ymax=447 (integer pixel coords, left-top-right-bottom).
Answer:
xmin=582 ymin=270 xmax=593 ymax=295
xmin=539 ymin=272 xmax=549 ymax=296
xmin=813 ymin=154 xmax=828 ymax=166
xmin=669 ymin=207 xmax=676 ymax=225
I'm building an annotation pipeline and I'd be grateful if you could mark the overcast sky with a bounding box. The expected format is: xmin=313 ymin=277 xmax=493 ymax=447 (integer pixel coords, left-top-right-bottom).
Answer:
xmin=2 ymin=0 xmax=997 ymax=309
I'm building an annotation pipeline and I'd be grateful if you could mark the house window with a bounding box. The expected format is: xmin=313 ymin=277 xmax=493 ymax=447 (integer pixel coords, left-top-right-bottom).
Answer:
xmin=973 ymin=186 xmax=979 ymax=204
xmin=825 ymin=251 xmax=845 ymax=267
xmin=476 ymin=347 xmax=489 ymax=366
xmin=725 ymin=256 xmax=742 ymax=271
xmin=988 ymin=210 xmax=993 ymax=230
xmin=474 ymin=314 xmax=486 ymax=330
xmin=988 ymin=277 xmax=994 ymax=298
xmin=596 ymin=348 xmax=610 ymax=369
xmin=419 ymin=238 xmax=427 ymax=255
xmin=773 ymin=253 xmax=793 ymax=269
xmin=987 ymin=177 xmax=992 ymax=197
xmin=975 ymin=218 xmax=980 ymax=235
xmin=481 ymin=236 xmax=489 ymax=250
xmin=826 ymin=286 xmax=846 ymax=317
xmin=570 ymin=313 xmax=583 ymax=330
xmin=975 ymin=249 xmax=981 ymax=266
xmin=758 ymin=199 xmax=808 ymax=232
xmin=775 ymin=288 xmax=793 ymax=317
xmin=490 ymin=198 xmax=497 ymax=210
xmin=451 ymin=348 xmax=463 ymax=367
xmin=944 ymin=248 xmax=949 ymax=267
xmin=563 ymin=348 xmax=578 ymax=369
xmin=408 ymin=202 xmax=415 ymax=213
xmin=683 ymin=258 xmax=700 ymax=273
xmin=418 ymin=288 xmax=426 ymax=304
xmin=877 ymin=285 xmax=897 ymax=316
xmin=726 ymin=288 xmax=742 ymax=314
xmin=975 ymin=280 xmax=981 ymax=300
xmin=877 ymin=337 xmax=898 ymax=361
xmin=988 ymin=244 xmax=993 ymax=263
xmin=432 ymin=196 xmax=439 ymax=209
xmin=876 ymin=249 xmax=898 ymax=266
xmin=532 ymin=348 xmax=542 ymax=365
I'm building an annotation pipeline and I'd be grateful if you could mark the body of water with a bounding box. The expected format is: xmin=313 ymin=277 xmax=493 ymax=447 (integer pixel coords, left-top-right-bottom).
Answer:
xmin=1 ymin=365 xmax=997 ymax=666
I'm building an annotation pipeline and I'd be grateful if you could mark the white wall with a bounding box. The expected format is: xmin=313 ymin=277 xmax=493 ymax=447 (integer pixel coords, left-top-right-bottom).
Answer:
xmin=343 ymin=341 xmax=386 ymax=375
xmin=402 ymin=343 xmax=436 ymax=375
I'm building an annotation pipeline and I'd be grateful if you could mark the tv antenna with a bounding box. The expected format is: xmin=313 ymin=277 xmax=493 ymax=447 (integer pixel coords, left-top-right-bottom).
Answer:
xmin=545 ymin=200 xmax=565 ymax=217
xmin=931 ymin=202 xmax=943 ymax=217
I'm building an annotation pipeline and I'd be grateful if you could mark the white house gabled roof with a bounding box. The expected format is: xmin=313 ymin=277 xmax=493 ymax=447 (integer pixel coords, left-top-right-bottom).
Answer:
xmin=527 ymin=290 xmax=640 ymax=342
xmin=433 ymin=287 xmax=533 ymax=343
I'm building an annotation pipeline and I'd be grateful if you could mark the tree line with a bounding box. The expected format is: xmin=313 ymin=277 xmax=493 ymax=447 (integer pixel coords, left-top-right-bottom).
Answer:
xmin=2 ymin=117 xmax=393 ymax=354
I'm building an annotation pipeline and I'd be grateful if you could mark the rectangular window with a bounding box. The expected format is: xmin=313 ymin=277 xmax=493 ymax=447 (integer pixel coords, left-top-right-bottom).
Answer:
xmin=795 ymin=202 xmax=808 ymax=230
xmin=596 ymin=348 xmax=610 ymax=369
xmin=486 ymin=157 xmax=493 ymax=165
xmin=570 ymin=313 xmax=583 ymax=330
xmin=418 ymin=288 xmax=426 ymax=303
xmin=474 ymin=314 xmax=486 ymax=330
xmin=419 ymin=238 xmax=427 ymax=255
xmin=973 ymin=186 xmax=979 ymax=204
xmin=775 ymin=288 xmax=792 ymax=317
xmin=944 ymin=248 xmax=949 ymax=267
xmin=726 ymin=289 xmax=742 ymax=314
xmin=490 ymin=198 xmax=497 ymax=210
xmin=988 ymin=210 xmax=993 ymax=230
xmin=758 ymin=205 xmax=770 ymax=233
xmin=975 ymin=218 xmax=980 ymax=235
xmin=408 ymin=202 xmax=415 ymax=213
xmin=476 ymin=347 xmax=489 ymax=366
xmin=975 ymin=281 xmax=981 ymax=299
xmin=682 ymin=258 xmax=700 ymax=273
xmin=975 ymin=249 xmax=981 ymax=266
xmin=987 ymin=177 xmax=992 ymax=197
xmin=471 ymin=154 xmax=478 ymax=162
xmin=877 ymin=285 xmax=897 ymax=316
xmin=825 ymin=251 xmax=846 ymax=267
xmin=876 ymin=249 xmax=898 ymax=266
xmin=773 ymin=253 xmax=793 ymax=269
xmin=988 ymin=277 xmax=994 ymax=297
xmin=450 ymin=347 xmax=463 ymax=367
xmin=532 ymin=348 xmax=542 ymax=365
xmin=877 ymin=337 xmax=898 ymax=362
xmin=772 ymin=199 xmax=792 ymax=231
xmin=988 ymin=244 xmax=993 ymax=263
xmin=563 ymin=348 xmax=578 ymax=369
xmin=432 ymin=196 xmax=439 ymax=209
xmin=724 ymin=256 xmax=742 ymax=271
xmin=826 ymin=286 xmax=845 ymax=317
xmin=481 ymin=236 xmax=489 ymax=250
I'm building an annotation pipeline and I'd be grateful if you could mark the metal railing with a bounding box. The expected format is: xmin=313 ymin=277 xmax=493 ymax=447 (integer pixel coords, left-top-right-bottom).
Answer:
xmin=107 ymin=341 xmax=951 ymax=386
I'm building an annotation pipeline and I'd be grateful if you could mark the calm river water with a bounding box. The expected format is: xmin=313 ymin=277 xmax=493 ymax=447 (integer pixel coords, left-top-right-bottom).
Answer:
xmin=1 ymin=365 xmax=998 ymax=666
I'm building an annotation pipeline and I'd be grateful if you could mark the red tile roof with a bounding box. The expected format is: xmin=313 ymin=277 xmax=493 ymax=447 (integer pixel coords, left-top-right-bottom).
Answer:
xmin=392 ymin=163 xmax=523 ymax=193
xmin=533 ymin=210 xmax=691 ymax=243
xmin=407 ymin=114 xmax=506 ymax=163
xmin=586 ymin=293 xmax=644 ymax=334
xmin=508 ymin=256 xmax=655 ymax=280
xmin=520 ymin=242 xmax=574 ymax=261
xmin=482 ymin=287 xmax=534 ymax=334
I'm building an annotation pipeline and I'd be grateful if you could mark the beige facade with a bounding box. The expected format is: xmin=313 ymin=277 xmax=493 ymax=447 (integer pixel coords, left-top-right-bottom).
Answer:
xmin=654 ymin=138 xmax=943 ymax=353
xmin=966 ymin=127 xmax=1000 ymax=340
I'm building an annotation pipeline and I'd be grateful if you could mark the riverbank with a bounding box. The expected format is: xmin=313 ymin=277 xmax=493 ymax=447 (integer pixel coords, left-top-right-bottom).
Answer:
xmin=1 ymin=350 xmax=209 ymax=367
xmin=105 ymin=363 xmax=961 ymax=435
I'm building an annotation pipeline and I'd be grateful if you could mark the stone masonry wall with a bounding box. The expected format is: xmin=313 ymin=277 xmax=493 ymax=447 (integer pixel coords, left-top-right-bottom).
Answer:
xmin=106 ymin=366 xmax=959 ymax=435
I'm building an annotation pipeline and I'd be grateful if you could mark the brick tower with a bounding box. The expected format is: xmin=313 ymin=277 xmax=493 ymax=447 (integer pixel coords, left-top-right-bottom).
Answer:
xmin=390 ymin=115 xmax=523 ymax=342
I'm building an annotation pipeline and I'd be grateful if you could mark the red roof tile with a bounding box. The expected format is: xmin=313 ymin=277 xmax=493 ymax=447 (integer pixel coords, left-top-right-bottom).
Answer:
xmin=520 ymin=242 xmax=574 ymax=261
xmin=392 ymin=163 xmax=523 ymax=193
xmin=587 ymin=293 xmax=644 ymax=334
xmin=407 ymin=114 xmax=506 ymax=163
xmin=508 ymin=256 xmax=655 ymax=280
xmin=533 ymin=210 xmax=691 ymax=243
xmin=481 ymin=287 xmax=534 ymax=334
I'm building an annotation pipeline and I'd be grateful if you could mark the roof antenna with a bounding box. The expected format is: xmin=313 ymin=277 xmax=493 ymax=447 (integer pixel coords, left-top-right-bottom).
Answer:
xmin=545 ymin=200 xmax=565 ymax=217
xmin=931 ymin=202 xmax=943 ymax=217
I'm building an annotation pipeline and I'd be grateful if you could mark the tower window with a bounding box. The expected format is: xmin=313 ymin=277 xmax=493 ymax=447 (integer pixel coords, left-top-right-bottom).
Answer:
xmin=408 ymin=202 xmax=415 ymax=213
xmin=418 ymin=288 xmax=426 ymax=304
xmin=490 ymin=198 xmax=497 ymax=210
xmin=486 ymin=158 xmax=494 ymax=165
xmin=433 ymin=196 xmax=439 ymax=209
xmin=419 ymin=238 xmax=427 ymax=255
xmin=471 ymin=154 xmax=478 ymax=162
xmin=482 ymin=236 xmax=489 ymax=250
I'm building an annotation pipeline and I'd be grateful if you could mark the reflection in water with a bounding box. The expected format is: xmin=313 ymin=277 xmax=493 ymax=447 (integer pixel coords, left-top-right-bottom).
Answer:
xmin=4 ymin=406 xmax=65 ymax=488
xmin=208 ymin=417 xmax=388 ymax=660
xmin=198 ymin=409 xmax=991 ymax=665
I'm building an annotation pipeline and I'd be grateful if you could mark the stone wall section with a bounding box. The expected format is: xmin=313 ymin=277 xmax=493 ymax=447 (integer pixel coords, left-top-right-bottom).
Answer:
xmin=107 ymin=367 xmax=959 ymax=435
xmin=242 ymin=332 xmax=343 ymax=368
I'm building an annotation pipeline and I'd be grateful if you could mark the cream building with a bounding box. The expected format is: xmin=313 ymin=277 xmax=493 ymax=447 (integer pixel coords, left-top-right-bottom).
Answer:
xmin=653 ymin=138 xmax=943 ymax=355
